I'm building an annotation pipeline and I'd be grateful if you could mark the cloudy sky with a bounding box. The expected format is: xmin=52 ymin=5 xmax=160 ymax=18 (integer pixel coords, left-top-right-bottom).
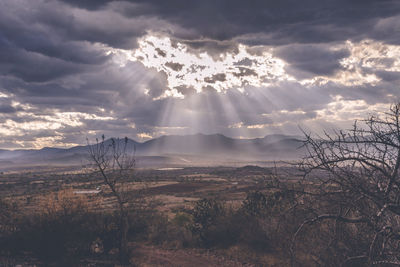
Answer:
xmin=0 ymin=0 xmax=400 ymax=149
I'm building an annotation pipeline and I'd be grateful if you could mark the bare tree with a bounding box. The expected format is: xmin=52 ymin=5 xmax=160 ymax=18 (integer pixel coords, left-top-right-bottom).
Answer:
xmin=291 ymin=103 xmax=400 ymax=266
xmin=87 ymin=135 xmax=135 ymax=264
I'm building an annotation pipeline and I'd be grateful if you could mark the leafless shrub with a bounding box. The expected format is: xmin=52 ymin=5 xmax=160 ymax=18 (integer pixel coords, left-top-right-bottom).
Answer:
xmin=291 ymin=103 xmax=400 ymax=266
xmin=87 ymin=135 xmax=136 ymax=264
xmin=38 ymin=188 xmax=90 ymax=218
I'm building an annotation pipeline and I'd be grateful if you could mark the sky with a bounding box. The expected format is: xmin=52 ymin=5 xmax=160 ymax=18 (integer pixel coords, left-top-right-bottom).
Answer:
xmin=0 ymin=0 xmax=400 ymax=149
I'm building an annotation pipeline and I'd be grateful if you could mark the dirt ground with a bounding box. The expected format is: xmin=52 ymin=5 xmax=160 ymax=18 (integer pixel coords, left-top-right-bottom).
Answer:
xmin=131 ymin=244 xmax=256 ymax=267
xmin=0 ymin=166 xmax=292 ymax=267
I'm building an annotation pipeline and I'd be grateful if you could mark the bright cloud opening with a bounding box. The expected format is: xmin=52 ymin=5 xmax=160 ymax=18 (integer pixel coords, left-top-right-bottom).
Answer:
xmin=108 ymin=34 xmax=293 ymax=98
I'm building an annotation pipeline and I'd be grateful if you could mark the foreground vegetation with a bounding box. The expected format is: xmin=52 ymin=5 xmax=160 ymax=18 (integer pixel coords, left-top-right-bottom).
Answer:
xmin=0 ymin=167 xmax=389 ymax=266
xmin=1 ymin=103 xmax=400 ymax=266
xmin=0 ymin=168 xmax=297 ymax=266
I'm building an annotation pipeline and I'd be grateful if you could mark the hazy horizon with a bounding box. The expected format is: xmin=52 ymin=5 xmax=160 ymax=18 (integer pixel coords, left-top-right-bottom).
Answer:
xmin=0 ymin=132 xmax=304 ymax=151
xmin=0 ymin=133 xmax=306 ymax=170
xmin=1 ymin=1 xmax=400 ymax=149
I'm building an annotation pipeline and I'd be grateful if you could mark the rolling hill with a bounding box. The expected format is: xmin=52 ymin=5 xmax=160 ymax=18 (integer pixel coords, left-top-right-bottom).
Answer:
xmin=0 ymin=133 xmax=306 ymax=170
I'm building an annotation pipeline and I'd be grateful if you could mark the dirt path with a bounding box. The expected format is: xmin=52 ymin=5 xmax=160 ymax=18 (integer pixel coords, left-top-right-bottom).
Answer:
xmin=132 ymin=244 xmax=255 ymax=267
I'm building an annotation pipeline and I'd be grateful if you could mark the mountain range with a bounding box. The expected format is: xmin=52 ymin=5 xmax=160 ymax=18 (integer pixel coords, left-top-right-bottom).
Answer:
xmin=0 ymin=133 xmax=306 ymax=170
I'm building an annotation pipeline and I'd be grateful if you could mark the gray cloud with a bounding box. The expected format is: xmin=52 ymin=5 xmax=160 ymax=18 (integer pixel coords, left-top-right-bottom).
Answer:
xmin=165 ymin=62 xmax=184 ymax=71
xmin=58 ymin=0 xmax=400 ymax=44
xmin=0 ymin=98 xmax=18 ymax=114
xmin=0 ymin=0 xmax=399 ymax=148
xmin=275 ymin=44 xmax=350 ymax=78
xmin=204 ymin=73 xmax=226 ymax=84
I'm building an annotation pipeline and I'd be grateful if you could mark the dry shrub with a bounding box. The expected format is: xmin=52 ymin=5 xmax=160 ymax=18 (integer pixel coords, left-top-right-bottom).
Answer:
xmin=0 ymin=198 xmax=18 ymax=236
xmin=38 ymin=188 xmax=90 ymax=218
xmin=189 ymin=198 xmax=242 ymax=248
xmin=167 ymin=212 xmax=194 ymax=248
xmin=1 ymin=188 xmax=112 ymax=263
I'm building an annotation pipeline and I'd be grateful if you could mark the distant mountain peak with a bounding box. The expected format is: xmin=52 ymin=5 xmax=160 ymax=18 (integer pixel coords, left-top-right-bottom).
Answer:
xmin=0 ymin=133 xmax=306 ymax=170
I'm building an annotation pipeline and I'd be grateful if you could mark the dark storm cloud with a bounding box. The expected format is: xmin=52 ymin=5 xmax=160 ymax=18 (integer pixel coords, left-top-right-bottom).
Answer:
xmin=274 ymin=44 xmax=350 ymax=78
xmin=21 ymin=1 xmax=160 ymax=49
xmin=0 ymin=38 xmax=89 ymax=82
xmin=0 ymin=58 xmax=164 ymax=118
xmin=375 ymin=71 xmax=400 ymax=82
xmin=329 ymin=82 xmax=400 ymax=105
xmin=59 ymin=0 xmax=400 ymax=45
xmin=2 ymin=0 xmax=398 ymax=85
xmin=0 ymin=0 xmax=177 ymax=83
xmin=0 ymin=58 xmax=176 ymax=147
xmin=0 ymin=0 xmax=399 ymax=148
xmin=181 ymin=39 xmax=239 ymax=58
xmin=56 ymin=0 xmax=112 ymax=10
xmin=0 ymin=98 xmax=18 ymax=114
xmin=371 ymin=15 xmax=400 ymax=45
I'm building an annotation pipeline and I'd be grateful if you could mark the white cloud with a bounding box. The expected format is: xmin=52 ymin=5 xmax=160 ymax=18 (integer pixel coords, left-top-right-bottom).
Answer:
xmin=108 ymin=34 xmax=293 ymax=98
xmin=108 ymin=35 xmax=400 ymax=101
xmin=315 ymin=95 xmax=391 ymax=122
xmin=0 ymin=108 xmax=114 ymax=142
xmin=301 ymin=40 xmax=400 ymax=86
xmin=137 ymin=132 xmax=153 ymax=140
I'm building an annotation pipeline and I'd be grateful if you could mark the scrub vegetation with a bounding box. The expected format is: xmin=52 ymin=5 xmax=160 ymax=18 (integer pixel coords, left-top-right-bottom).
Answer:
xmin=1 ymin=103 xmax=400 ymax=266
